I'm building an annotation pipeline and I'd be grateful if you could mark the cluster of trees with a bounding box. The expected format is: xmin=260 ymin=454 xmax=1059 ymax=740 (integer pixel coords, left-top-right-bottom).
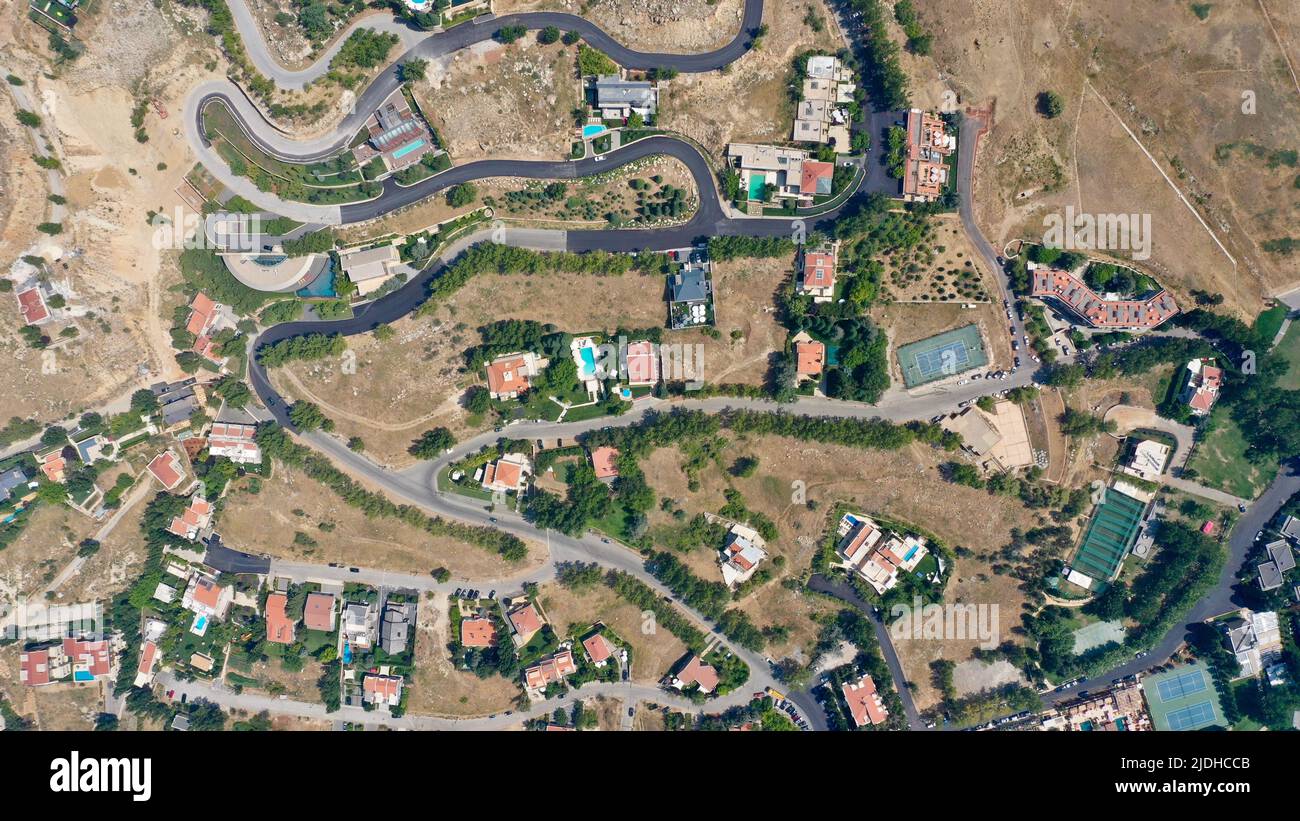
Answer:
xmin=466 ymin=319 xmax=569 ymax=369
xmin=1057 ymin=406 xmax=1116 ymax=438
xmin=843 ymin=0 xmax=909 ymax=110
xmin=256 ymin=332 xmax=346 ymax=367
xmin=281 ymin=229 xmax=335 ymax=257
xmin=417 ymin=243 xmax=670 ymax=315
xmin=643 ymin=552 xmax=766 ymax=651
xmin=706 ymin=236 xmax=795 ymax=261
xmin=409 ymin=427 xmax=455 ymax=460
xmin=892 ymin=0 xmax=933 ymax=55
xmin=256 ymin=425 xmax=529 ymax=561
xmin=330 ymin=29 xmax=399 ymax=71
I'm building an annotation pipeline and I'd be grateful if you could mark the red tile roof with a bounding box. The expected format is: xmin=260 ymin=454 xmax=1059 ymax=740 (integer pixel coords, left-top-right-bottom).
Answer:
xmin=1030 ymin=269 xmax=1178 ymax=329
xmin=486 ymin=355 xmax=531 ymax=396
xmin=265 ymin=592 xmax=294 ymax=645
xmin=624 ymin=340 xmax=659 ymax=386
xmin=676 ymin=654 xmax=720 ymax=693
xmin=795 ymin=340 xmax=825 ymax=375
xmin=64 ymin=637 xmax=112 ymax=678
xmin=461 ymin=617 xmax=497 ymax=648
xmin=138 ymin=641 xmax=159 ymax=677
xmin=148 ymin=451 xmax=184 ymax=489
xmin=842 ymin=673 xmax=888 ymax=726
xmin=192 ymin=576 xmax=223 ymax=611
xmin=508 ymin=603 xmax=544 ymax=637
xmin=582 ymin=632 xmax=616 ymax=664
xmin=524 ymin=650 xmax=577 ymax=690
xmin=303 ymin=593 xmax=336 ymax=632
xmin=363 ymin=674 xmax=402 ymax=701
xmin=801 ymin=249 xmax=836 ymax=290
xmin=800 ymin=160 xmax=835 ymax=196
xmin=186 ymin=293 xmax=217 ymax=337
xmin=19 ymin=649 xmax=52 ymax=686
xmin=590 ymin=446 xmax=620 ymax=480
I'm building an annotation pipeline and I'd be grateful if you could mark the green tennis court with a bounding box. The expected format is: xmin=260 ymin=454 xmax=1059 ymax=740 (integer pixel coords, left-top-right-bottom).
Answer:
xmin=1142 ymin=664 xmax=1225 ymax=731
xmin=896 ymin=324 xmax=988 ymax=388
xmin=1070 ymin=486 xmax=1146 ymax=583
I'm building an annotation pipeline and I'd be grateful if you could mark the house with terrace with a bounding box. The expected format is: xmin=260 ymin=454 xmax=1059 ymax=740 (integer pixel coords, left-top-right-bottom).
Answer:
xmin=841 ymin=673 xmax=889 ymax=727
xmin=1222 ymin=609 xmax=1282 ymax=679
xmin=303 ymin=592 xmax=337 ymax=632
xmin=485 ymin=352 xmax=547 ymax=400
xmin=793 ymin=333 xmax=826 ymax=383
xmin=338 ymin=244 xmax=404 ymax=297
xmin=460 ymin=616 xmax=497 ymax=648
xmin=1257 ymin=539 xmax=1295 ymax=592
xmin=181 ymin=572 xmax=232 ymax=635
xmin=666 ymin=653 xmax=719 ymax=695
xmin=15 ymin=283 xmax=52 ymax=326
xmin=265 ymin=592 xmax=295 ymax=646
xmin=185 ymin=292 xmax=235 ymax=365
xmin=207 ymin=421 xmax=262 ymax=465
xmin=352 ymin=87 xmax=437 ymax=175
xmin=719 ymin=523 xmax=768 ymax=589
xmin=479 ymin=452 xmax=531 ymax=494
xmin=589 ymin=446 xmax=620 ymax=482
xmin=362 ymin=672 xmax=404 ymax=708
xmin=622 ymin=339 xmax=660 ymax=388
xmin=793 ymin=55 xmax=856 ymax=149
xmin=166 ymin=495 xmax=213 ymax=541
xmin=593 ymin=75 xmax=658 ymax=121
xmin=1030 ymin=266 xmax=1179 ymax=331
xmin=523 ymin=649 xmax=577 ymax=694
xmin=344 ymin=601 xmax=378 ymax=650
xmin=668 ymin=260 xmax=714 ymax=329
xmin=835 ymin=513 xmax=929 ymax=595
xmin=147 ymin=450 xmax=186 ymax=491
xmin=727 ymin=143 xmax=833 ymax=206
xmin=1182 ymin=358 xmax=1223 ymax=417
xmin=797 ymin=241 xmax=838 ymax=302
xmin=507 ymin=600 xmax=546 ymax=646
xmin=901 ymin=109 xmax=956 ymax=202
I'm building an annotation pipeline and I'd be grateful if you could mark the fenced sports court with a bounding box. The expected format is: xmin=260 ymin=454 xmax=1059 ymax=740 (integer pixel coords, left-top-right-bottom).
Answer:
xmin=896 ymin=324 xmax=987 ymax=388
xmin=1142 ymin=664 xmax=1225 ymax=731
xmin=1069 ymin=486 xmax=1146 ymax=584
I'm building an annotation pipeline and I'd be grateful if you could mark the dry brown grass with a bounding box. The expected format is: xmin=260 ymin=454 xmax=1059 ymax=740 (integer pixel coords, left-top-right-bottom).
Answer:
xmin=638 ymin=431 xmax=1053 ymax=707
xmin=0 ymin=504 xmax=99 ymax=602
xmin=217 ymin=466 xmax=547 ymax=580
xmin=657 ymin=0 xmax=844 ymax=155
xmin=909 ymin=0 xmax=1300 ymax=317
xmin=536 ymin=580 xmax=687 ymax=683
xmin=497 ymin=0 xmax=748 ymax=54
xmin=409 ymin=591 xmax=522 ymax=716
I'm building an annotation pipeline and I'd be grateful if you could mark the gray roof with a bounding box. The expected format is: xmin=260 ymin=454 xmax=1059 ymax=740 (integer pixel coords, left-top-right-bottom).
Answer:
xmin=1259 ymin=561 xmax=1284 ymax=591
xmin=1280 ymin=515 xmax=1300 ymax=541
xmin=0 ymin=467 xmax=29 ymax=501
xmin=594 ymin=76 xmax=655 ymax=108
xmin=1268 ymin=539 xmax=1295 ymax=573
xmin=380 ymin=601 xmax=413 ymax=654
xmin=671 ymin=268 xmax=710 ymax=303
xmin=161 ymin=395 xmax=199 ymax=427
xmin=152 ymin=378 xmax=196 ymax=400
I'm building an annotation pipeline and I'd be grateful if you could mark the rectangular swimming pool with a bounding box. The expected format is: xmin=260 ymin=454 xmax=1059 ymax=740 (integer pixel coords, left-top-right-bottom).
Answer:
xmin=582 ymin=124 xmax=606 ymax=139
xmin=392 ymin=139 xmax=426 ymax=160
xmin=748 ymin=173 xmax=766 ymax=201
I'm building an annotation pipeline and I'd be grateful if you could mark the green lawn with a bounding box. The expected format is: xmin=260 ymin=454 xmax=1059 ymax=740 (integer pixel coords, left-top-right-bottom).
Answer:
xmin=1186 ymin=406 xmax=1274 ymax=499
xmin=1274 ymin=320 xmax=1300 ymax=391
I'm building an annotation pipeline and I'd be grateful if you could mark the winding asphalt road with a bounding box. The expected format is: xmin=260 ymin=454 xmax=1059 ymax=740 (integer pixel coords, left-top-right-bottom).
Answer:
xmin=191 ymin=0 xmax=1300 ymax=731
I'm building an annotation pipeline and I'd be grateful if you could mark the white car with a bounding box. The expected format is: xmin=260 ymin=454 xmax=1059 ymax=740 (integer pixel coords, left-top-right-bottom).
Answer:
xmin=957 ymin=379 xmax=970 ymax=385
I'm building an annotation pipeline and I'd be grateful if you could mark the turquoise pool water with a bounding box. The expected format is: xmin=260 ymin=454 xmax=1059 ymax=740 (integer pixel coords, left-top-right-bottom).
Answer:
xmin=343 ymin=640 xmax=353 ymax=665
xmin=578 ymin=346 xmax=597 ymax=378
xmin=582 ymin=124 xmax=606 ymax=139
xmin=748 ymin=173 xmax=766 ymax=200
xmin=252 ymin=254 xmax=288 ymax=267
xmin=392 ymin=139 xmax=426 ymax=160
xmin=296 ymin=260 xmax=337 ymax=298
xmin=73 ymin=670 xmax=94 ymax=682
xmin=192 ymin=614 xmax=208 ymax=633
xmin=903 ymin=545 xmax=919 ymax=562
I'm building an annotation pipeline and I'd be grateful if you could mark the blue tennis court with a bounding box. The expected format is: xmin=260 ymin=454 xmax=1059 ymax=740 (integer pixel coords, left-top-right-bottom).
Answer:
xmin=896 ymin=324 xmax=988 ymax=388
xmin=1165 ymin=701 xmax=1216 ymax=731
xmin=1156 ymin=669 xmax=1208 ymax=701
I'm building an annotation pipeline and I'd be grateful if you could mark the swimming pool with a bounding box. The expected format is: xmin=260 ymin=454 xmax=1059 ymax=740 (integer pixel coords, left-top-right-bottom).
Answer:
xmin=748 ymin=173 xmax=766 ymax=200
xmin=903 ymin=545 xmax=919 ymax=562
xmin=582 ymin=124 xmax=606 ymax=139
xmin=343 ymin=640 xmax=353 ymax=665
xmin=578 ymin=346 xmax=597 ymax=378
xmin=73 ymin=670 xmax=94 ymax=682
xmin=392 ymin=139 xmax=426 ymax=160
xmin=252 ymin=254 xmax=288 ymax=267
xmin=295 ymin=260 xmax=337 ymax=299
xmin=191 ymin=613 xmax=208 ymax=634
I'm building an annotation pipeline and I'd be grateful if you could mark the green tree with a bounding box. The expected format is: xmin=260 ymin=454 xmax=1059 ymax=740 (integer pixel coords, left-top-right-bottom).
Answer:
xmin=409 ymin=427 xmax=455 ymax=459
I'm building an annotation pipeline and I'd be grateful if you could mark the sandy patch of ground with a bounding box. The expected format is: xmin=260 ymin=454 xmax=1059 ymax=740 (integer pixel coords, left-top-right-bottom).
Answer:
xmin=950 ymin=658 xmax=1027 ymax=697
xmin=409 ymin=590 xmax=522 ymax=716
xmin=27 ymin=682 xmax=106 ymax=730
xmin=498 ymin=0 xmax=748 ymax=54
xmin=657 ymin=0 xmax=843 ymax=155
xmin=414 ymin=38 xmax=581 ymax=162
xmin=882 ymin=214 xmax=994 ymax=303
xmin=912 ymin=0 xmax=1300 ymax=318
xmin=0 ymin=504 xmax=100 ymax=604
xmin=218 ymin=466 xmax=547 ymax=580
xmin=536 ymin=580 xmax=687 ymax=683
